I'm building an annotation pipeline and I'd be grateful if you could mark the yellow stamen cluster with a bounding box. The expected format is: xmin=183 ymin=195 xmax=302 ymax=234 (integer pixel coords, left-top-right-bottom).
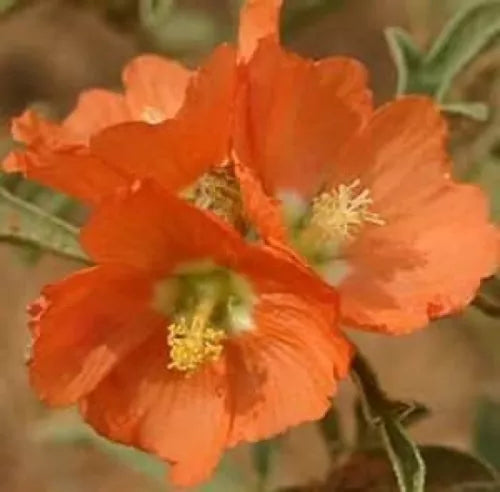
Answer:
xmin=190 ymin=166 xmax=244 ymax=228
xmin=167 ymin=298 xmax=226 ymax=373
xmin=304 ymin=179 xmax=384 ymax=247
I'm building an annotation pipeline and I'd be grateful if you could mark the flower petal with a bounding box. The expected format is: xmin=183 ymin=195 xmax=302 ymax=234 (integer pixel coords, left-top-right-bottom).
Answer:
xmin=331 ymin=96 xmax=451 ymax=218
xmin=341 ymin=183 xmax=499 ymax=333
xmin=3 ymin=110 xmax=129 ymax=205
xmin=238 ymin=0 xmax=282 ymax=61
xmin=234 ymin=160 xmax=288 ymax=243
xmin=234 ymin=39 xmax=371 ymax=200
xmin=239 ymin=239 xmax=339 ymax=309
xmin=123 ymin=54 xmax=191 ymax=120
xmin=326 ymin=96 xmax=499 ymax=333
xmin=29 ymin=265 xmax=163 ymax=406
xmin=79 ymin=296 xmax=350 ymax=486
xmin=9 ymin=109 xmax=77 ymax=150
xmin=80 ymin=331 xmax=230 ymax=487
xmin=8 ymin=149 xmax=128 ymax=205
xmin=90 ymin=45 xmax=237 ymax=192
xmin=63 ymin=89 xmax=131 ymax=141
xmin=226 ymin=294 xmax=352 ymax=446
xmin=80 ymin=180 xmax=242 ymax=275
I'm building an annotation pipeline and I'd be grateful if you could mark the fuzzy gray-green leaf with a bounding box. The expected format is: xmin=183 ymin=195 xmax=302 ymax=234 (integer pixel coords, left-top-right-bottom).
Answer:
xmin=442 ymin=102 xmax=490 ymax=121
xmin=426 ymin=0 xmax=500 ymax=100
xmin=386 ymin=0 xmax=500 ymax=104
xmin=380 ymin=418 xmax=426 ymax=492
xmin=0 ymin=186 xmax=89 ymax=264
xmin=385 ymin=27 xmax=423 ymax=96
xmin=352 ymin=354 xmax=426 ymax=492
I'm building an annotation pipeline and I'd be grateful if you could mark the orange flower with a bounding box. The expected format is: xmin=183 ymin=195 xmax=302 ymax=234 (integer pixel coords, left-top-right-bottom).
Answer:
xmin=234 ymin=53 xmax=499 ymax=332
xmin=28 ymin=180 xmax=351 ymax=486
xmin=15 ymin=5 xmax=355 ymax=484
xmin=3 ymin=54 xmax=190 ymax=203
xmin=1 ymin=0 xmax=289 ymax=207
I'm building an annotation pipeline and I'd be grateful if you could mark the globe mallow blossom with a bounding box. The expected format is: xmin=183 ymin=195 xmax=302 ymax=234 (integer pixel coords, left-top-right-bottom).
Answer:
xmin=233 ymin=55 xmax=499 ymax=333
xmin=2 ymin=53 xmax=191 ymax=203
xmin=8 ymin=5 xmax=357 ymax=486
xmin=1 ymin=0 xmax=287 ymax=209
xmin=27 ymin=180 xmax=351 ymax=486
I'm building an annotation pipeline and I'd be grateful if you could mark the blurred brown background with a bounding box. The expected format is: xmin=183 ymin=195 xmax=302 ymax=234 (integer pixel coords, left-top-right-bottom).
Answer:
xmin=0 ymin=1 xmax=498 ymax=491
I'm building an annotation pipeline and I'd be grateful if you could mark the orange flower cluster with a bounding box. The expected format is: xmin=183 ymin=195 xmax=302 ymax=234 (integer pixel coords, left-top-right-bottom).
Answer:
xmin=4 ymin=0 xmax=498 ymax=486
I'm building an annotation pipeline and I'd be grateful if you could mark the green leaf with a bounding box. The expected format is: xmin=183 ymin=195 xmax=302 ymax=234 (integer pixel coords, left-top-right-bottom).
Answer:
xmin=152 ymin=10 xmax=218 ymax=51
xmin=2 ymin=171 xmax=81 ymax=224
xmin=389 ymin=401 xmax=430 ymax=428
xmin=472 ymin=276 xmax=500 ymax=318
xmin=0 ymin=0 xmax=16 ymax=13
xmin=422 ymin=446 xmax=498 ymax=489
xmin=195 ymin=457 xmax=247 ymax=492
xmin=442 ymin=102 xmax=490 ymax=121
xmin=466 ymin=158 xmax=500 ymax=223
xmin=425 ymin=0 xmax=500 ymax=100
xmin=253 ymin=439 xmax=278 ymax=491
xmin=33 ymin=416 xmax=166 ymax=485
xmin=319 ymin=406 xmax=343 ymax=454
xmin=385 ymin=27 xmax=424 ymax=96
xmin=475 ymin=397 xmax=500 ymax=470
xmin=0 ymin=186 xmax=89 ymax=264
xmin=380 ymin=419 xmax=425 ymax=492
xmin=352 ymin=354 xmax=426 ymax=492
xmin=282 ymin=0 xmax=345 ymax=41
xmin=96 ymin=439 xmax=166 ymax=485
xmin=386 ymin=0 xmax=500 ymax=105
xmin=140 ymin=0 xmax=217 ymax=53
xmin=139 ymin=0 xmax=174 ymax=29
xmin=354 ymin=398 xmax=430 ymax=452
xmin=324 ymin=447 xmax=498 ymax=491
xmin=0 ymin=176 xmax=81 ymax=264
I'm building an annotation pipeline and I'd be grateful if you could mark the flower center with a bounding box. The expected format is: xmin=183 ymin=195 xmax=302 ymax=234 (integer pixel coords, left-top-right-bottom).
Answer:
xmin=167 ymin=297 xmax=226 ymax=373
xmin=310 ymin=179 xmax=384 ymax=240
xmin=155 ymin=264 xmax=255 ymax=375
xmin=297 ymin=179 xmax=384 ymax=257
xmin=141 ymin=106 xmax=167 ymax=125
xmin=186 ymin=165 xmax=246 ymax=230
